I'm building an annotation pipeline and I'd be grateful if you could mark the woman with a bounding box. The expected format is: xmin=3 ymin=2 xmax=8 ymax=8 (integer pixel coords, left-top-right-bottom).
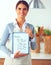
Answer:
xmin=0 ymin=0 xmax=37 ymax=65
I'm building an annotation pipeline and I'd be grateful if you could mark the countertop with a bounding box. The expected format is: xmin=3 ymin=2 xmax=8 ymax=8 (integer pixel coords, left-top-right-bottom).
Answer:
xmin=0 ymin=50 xmax=51 ymax=59
xmin=31 ymin=53 xmax=51 ymax=59
xmin=0 ymin=40 xmax=51 ymax=59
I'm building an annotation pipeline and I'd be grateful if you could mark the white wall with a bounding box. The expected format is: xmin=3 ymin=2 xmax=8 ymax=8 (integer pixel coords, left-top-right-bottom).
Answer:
xmin=0 ymin=0 xmax=18 ymax=39
xmin=0 ymin=0 xmax=51 ymax=39
xmin=26 ymin=0 xmax=51 ymax=28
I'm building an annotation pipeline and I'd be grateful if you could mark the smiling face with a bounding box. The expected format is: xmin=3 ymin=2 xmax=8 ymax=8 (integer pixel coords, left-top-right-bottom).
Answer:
xmin=16 ymin=3 xmax=28 ymax=19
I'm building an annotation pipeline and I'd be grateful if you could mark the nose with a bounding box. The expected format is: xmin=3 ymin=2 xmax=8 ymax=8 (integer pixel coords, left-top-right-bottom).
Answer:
xmin=21 ymin=9 xmax=24 ymax=13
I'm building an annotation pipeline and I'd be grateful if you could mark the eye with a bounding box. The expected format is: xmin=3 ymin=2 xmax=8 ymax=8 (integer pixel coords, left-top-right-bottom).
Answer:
xmin=18 ymin=8 xmax=21 ymax=10
xmin=23 ymin=8 xmax=27 ymax=10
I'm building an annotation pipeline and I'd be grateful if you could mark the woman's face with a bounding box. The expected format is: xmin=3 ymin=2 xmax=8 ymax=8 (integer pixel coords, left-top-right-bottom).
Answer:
xmin=16 ymin=3 xmax=28 ymax=19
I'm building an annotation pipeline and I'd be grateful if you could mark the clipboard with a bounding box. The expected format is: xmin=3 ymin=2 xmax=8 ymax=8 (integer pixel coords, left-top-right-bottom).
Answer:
xmin=12 ymin=32 xmax=29 ymax=54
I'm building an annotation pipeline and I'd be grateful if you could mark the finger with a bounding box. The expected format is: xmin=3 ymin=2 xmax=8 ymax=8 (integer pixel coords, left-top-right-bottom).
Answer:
xmin=14 ymin=51 xmax=20 ymax=56
xmin=20 ymin=53 xmax=28 ymax=56
xmin=14 ymin=51 xmax=20 ymax=58
xmin=17 ymin=51 xmax=20 ymax=54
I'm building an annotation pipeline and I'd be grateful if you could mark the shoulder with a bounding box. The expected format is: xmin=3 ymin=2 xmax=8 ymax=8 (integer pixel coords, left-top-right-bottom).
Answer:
xmin=7 ymin=22 xmax=13 ymax=26
xmin=5 ymin=23 xmax=14 ymax=31
xmin=26 ymin=23 xmax=34 ymax=28
xmin=26 ymin=23 xmax=35 ymax=34
xmin=6 ymin=22 xmax=14 ymax=28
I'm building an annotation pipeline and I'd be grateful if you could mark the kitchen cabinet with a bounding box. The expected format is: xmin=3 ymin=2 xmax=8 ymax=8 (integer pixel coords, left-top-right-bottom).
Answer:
xmin=0 ymin=58 xmax=51 ymax=65
xmin=32 ymin=59 xmax=51 ymax=65
xmin=0 ymin=58 xmax=5 ymax=65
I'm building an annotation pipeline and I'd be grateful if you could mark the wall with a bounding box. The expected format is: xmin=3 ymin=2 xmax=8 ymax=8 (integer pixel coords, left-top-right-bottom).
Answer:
xmin=26 ymin=0 xmax=51 ymax=28
xmin=0 ymin=0 xmax=51 ymax=39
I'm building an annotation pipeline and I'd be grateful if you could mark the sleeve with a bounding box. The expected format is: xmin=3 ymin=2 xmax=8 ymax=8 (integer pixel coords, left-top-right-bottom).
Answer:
xmin=0 ymin=24 xmax=12 ymax=57
xmin=30 ymin=26 xmax=37 ymax=50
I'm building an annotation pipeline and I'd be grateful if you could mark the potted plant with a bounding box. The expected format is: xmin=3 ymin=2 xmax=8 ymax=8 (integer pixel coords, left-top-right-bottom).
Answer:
xmin=31 ymin=26 xmax=40 ymax=53
xmin=44 ymin=29 xmax=51 ymax=54
xmin=44 ymin=29 xmax=51 ymax=36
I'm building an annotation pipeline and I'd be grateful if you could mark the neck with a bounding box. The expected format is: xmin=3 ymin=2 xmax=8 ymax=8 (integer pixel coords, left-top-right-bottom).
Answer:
xmin=16 ymin=18 xmax=25 ymax=28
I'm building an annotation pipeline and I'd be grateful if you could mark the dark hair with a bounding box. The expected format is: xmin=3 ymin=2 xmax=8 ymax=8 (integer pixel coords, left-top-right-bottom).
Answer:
xmin=16 ymin=0 xmax=29 ymax=10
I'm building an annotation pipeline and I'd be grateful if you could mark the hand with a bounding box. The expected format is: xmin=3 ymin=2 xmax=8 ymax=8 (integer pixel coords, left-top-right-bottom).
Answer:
xmin=25 ymin=27 xmax=34 ymax=39
xmin=14 ymin=51 xmax=28 ymax=58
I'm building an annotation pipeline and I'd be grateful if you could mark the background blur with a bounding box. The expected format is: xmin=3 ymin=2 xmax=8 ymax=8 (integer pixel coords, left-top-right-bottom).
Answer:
xmin=0 ymin=0 xmax=51 ymax=39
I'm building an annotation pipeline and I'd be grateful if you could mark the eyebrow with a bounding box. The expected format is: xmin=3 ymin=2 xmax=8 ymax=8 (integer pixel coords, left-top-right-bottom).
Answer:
xmin=18 ymin=7 xmax=27 ymax=10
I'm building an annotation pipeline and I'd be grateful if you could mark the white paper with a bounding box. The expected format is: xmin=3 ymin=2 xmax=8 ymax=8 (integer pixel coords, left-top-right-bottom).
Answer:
xmin=12 ymin=32 xmax=29 ymax=54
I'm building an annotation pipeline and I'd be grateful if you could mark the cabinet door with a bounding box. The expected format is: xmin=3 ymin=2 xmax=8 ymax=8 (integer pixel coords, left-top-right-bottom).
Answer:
xmin=32 ymin=59 xmax=51 ymax=65
xmin=0 ymin=58 xmax=5 ymax=65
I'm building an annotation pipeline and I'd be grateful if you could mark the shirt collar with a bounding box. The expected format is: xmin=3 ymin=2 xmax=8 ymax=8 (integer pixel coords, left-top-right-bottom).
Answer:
xmin=13 ymin=19 xmax=28 ymax=32
xmin=13 ymin=19 xmax=27 ymax=28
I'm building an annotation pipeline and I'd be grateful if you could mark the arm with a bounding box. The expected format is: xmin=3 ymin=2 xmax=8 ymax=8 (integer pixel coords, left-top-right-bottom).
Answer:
xmin=25 ymin=23 xmax=37 ymax=50
xmin=30 ymin=29 xmax=37 ymax=50
xmin=0 ymin=24 xmax=12 ymax=56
